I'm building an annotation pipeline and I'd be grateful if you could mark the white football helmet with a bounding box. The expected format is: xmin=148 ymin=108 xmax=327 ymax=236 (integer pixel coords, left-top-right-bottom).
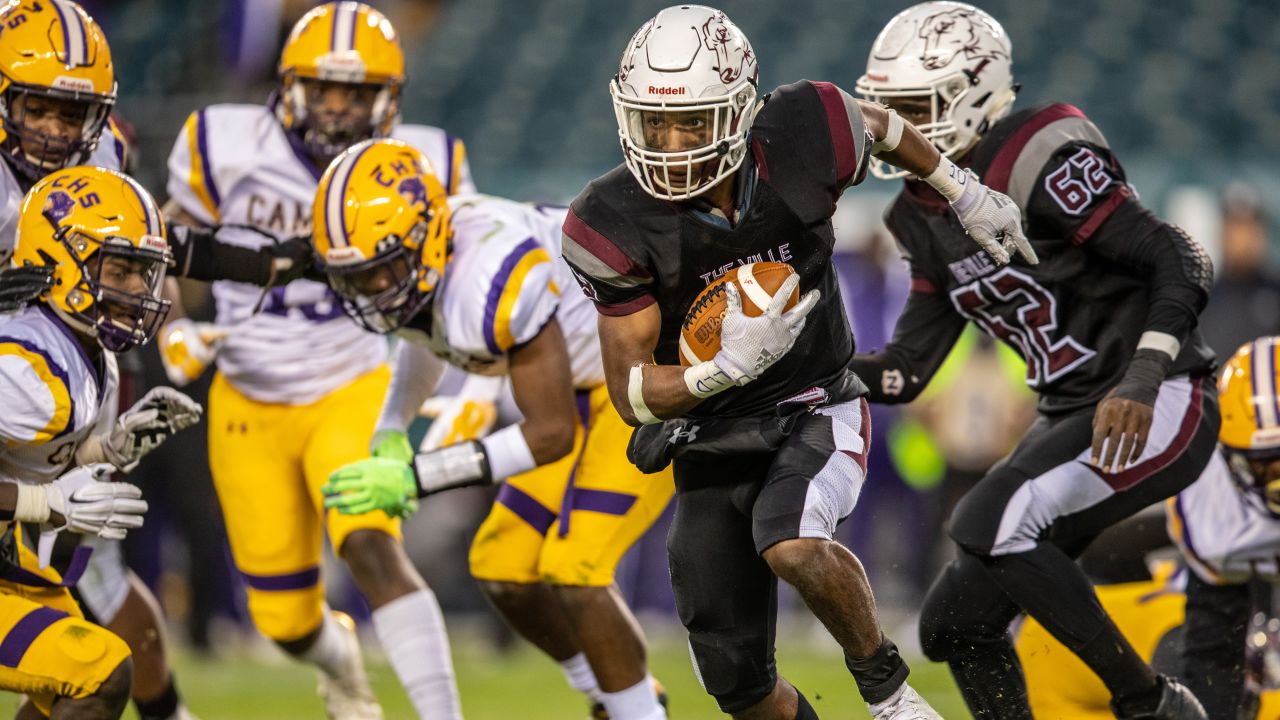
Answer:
xmin=856 ymin=2 xmax=1016 ymax=179
xmin=610 ymin=5 xmax=759 ymax=201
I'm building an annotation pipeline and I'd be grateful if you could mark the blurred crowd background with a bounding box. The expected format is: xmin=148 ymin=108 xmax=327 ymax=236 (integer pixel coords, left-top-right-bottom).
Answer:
xmin=75 ymin=0 xmax=1280 ymax=658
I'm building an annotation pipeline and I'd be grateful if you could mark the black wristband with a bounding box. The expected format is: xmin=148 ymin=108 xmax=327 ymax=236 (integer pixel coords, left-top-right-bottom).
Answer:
xmin=170 ymin=226 xmax=273 ymax=285
xmin=845 ymin=634 xmax=910 ymax=705
xmin=1112 ymin=348 xmax=1173 ymax=406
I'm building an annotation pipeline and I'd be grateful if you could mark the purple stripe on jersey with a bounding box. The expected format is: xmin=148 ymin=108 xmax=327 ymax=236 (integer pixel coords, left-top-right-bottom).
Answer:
xmin=0 ymin=331 xmax=76 ymax=441
xmin=482 ymin=237 xmax=541 ymax=355
xmin=985 ymin=103 xmax=1087 ymax=194
xmin=35 ymin=304 xmax=102 ymax=404
xmin=810 ymin=82 xmax=856 ymax=187
xmin=443 ymin=134 xmax=457 ymax=195
xmin=572 ymin=488 xmax=637 ymax=516
xmin=495 ymin=483 xmax=556 ymax=536
xmin=282 ymin=125 xmax=324 ymax=181
xmin=561 ymin=211 xmax=652 ymax=281
xmin=112 ymin=131 xmax=125 ymax=166
xmin=196 ymin=110 xmax=222 ymax=208
xmin=240 ymin=566 xmax=321 ymax=591
xmin=0 ymin=546 xmax=92 ymax=588
xmin=0 ymin=606 xmax=68 ymax=668
xmin=1172 ymin=494 xmax=1209 ymax=575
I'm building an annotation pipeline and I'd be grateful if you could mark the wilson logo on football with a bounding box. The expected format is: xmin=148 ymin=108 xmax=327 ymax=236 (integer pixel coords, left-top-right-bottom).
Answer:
xmin=647 ymin=86 xmax=686 ymax=95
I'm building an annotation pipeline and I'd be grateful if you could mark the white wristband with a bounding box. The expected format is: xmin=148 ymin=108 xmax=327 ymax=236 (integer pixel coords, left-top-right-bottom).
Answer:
xmin=922 ymin=155 xmax=970 ymax=204
xmin=1138 ymin=331 xmax=1181 ymax=361
xmin=684 ymin=360 xmax=737 ymax=399
xmin=628 ymin=365 xmax=661 ymax=425
xmin=13 ymin=483 xmax=50 ymax=523
xmin=871 ymin=108 xmax=904 ymax=154
xmin=480 ymin=424 xmax=538 ymax=482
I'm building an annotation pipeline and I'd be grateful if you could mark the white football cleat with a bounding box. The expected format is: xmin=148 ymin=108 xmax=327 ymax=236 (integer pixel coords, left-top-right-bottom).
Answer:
xmin=317 ymin=612 xmax=384 ymax=720
xmin=868 ymin=684 xmax=943 ymax=720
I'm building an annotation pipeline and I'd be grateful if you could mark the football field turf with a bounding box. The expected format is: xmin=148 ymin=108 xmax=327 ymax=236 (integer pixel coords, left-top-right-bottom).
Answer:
xmin=0 ymin=624 xmax=969 ymax=718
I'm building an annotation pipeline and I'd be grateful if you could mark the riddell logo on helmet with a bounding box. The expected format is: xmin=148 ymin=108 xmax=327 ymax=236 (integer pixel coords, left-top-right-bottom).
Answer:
xmin=648 ymin=86 xmax=686 ymax=96
xmin=52 ymin=76 xmax=95 ymax=93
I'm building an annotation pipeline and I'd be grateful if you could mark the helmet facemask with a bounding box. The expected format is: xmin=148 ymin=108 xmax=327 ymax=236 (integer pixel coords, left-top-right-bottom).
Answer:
xmin=611 ymin=79 xmax=758 ymax=201
xmin=0 ymin=85 xmax=113 ymax=183
xmin=55 ymin=230 xmax=171 ymax=352
xmin=282 ymin=73 xmax=399 ymax=167
xmin=326 ymin=217 xmax=435 ymax=334
xmin=1226 ymin=447 xmax=1280 ymax=518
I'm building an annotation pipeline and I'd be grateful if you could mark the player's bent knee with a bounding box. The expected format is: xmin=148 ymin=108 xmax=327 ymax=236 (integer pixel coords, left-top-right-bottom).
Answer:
xmin=476 ymin=579 xmax=542 ymax=609
xmin=761 ymin=538 xmax=827 ymax=584
xmin=92 ymin=655 xmax=133 ymax=712
xmin=688 ymin=630 xmax=776 ymax=713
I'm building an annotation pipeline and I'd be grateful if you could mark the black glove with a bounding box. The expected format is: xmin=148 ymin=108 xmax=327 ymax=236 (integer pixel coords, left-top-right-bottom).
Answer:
xmin=265 ymin=235 xmax=322 ymax=285
xmin=0 ymin=264 xmax=53 ymax=312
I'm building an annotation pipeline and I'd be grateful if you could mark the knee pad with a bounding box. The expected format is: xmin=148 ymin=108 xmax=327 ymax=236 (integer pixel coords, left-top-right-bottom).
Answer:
xmin=687 ymin=629 xmax=777 ymax=713
xmin=245 ymin=585 xmax=325 ymax=641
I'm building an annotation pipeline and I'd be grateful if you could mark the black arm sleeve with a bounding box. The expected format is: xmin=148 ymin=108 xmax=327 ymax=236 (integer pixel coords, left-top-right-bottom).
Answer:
xmin=1085 ymin=197 xmax=1212 ymax=345
xmin=848 ymin=287 xmax=968 ymax=404
xmin=168 ymin=225 xmax=274 ymax=285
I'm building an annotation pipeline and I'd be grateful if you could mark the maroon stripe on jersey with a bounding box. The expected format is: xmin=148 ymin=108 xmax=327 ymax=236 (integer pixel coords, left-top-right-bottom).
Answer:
xmin=1072 ymin=185 xmax=1134 ymax=245
xmin=984 ymin=103 xmax=1087 ymax=194
xmin=563 ymin=210 xmax=652 ymax=281
xmin=1094 ymin=379 xmax=1204 ymax=491
xmin=810 ymin=81 xmax=856 ymax=186
xmin=751 ymin=136 xmax=770 ymax=182
xmin=910 ymin=276 xmax=938 ymax=294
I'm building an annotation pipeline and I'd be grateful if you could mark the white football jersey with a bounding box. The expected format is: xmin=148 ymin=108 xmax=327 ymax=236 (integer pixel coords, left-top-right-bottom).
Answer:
xmin=0 ymin=305 xmax=117 ymax=485
xmin=1169 ymin=449 xmax=1280 ymax=584
xmin=166 ymin=104 xmax=474 ymax=404
xmin=0 ymin=122 xmax=127 ymax=265
xmin=396 ymin=195 xmax=604 ymax=389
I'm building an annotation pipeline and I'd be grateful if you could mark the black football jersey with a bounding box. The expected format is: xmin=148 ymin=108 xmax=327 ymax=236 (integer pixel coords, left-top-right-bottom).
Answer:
xmin=867 ymin=102 xmax=1214 ymax=414
xmin=563 ymin=80 xmax=872 ymax=418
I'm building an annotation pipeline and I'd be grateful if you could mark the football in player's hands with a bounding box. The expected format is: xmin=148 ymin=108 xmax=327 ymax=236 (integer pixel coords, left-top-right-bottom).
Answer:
xmin=679 ymin=262 xmax=799 ymax=366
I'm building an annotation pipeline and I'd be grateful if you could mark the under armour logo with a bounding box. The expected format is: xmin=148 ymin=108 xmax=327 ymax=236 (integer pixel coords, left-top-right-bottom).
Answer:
xmin=668 ymin=424 xmax=700 ymax=445
xmin=882 ymin=369 xmax=905 ymax=396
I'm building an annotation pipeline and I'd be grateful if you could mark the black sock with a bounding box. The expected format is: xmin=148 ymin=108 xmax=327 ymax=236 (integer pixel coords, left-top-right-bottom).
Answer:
xmin=794 ymin=688 xmax=820 ymax=720
xmin=135 ymin=678 xmax=180 ymax=720
xmin=982 ymin=544 xmax=1158 ymax=703
xmin=844 ymin=635 xmax=909 ymax=705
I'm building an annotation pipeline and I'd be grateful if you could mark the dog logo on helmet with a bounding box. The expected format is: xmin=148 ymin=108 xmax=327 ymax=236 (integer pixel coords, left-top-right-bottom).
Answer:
xmin=918 ymin=8 xmax=1008 ymax=70
xmin=42 ymin=191 xmax=76 ymax=226
xmin=397 ymin=176 xmax=427 ymax=209
xmin=700 ymin=11 xmax=754 ymax=84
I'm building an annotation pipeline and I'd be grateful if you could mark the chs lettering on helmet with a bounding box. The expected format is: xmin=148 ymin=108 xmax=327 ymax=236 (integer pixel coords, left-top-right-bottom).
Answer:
xmin=1219 ymin=337 xmax=1280 ymax=517
xmin=13 ymin=166 xmax=171 ymax=352
xmin=311 ymin=139 xmax=451 ymax=334
xmin=610 ymin=5 xmax=760 ymax=201
xmin=856 ymin=1 xmax=1016 ymax=180
xmin=276 ymin=1 xmax=405 ymax=166
xmin=0 ymin=0 xmax=117 ymax=184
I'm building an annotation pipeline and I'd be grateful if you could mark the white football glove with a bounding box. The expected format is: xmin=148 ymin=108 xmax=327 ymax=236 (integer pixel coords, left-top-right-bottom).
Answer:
xmin=77 ymin=387 xmax=204 ymax=472
xmin=419 ymin=375 xmax=503 ymax=451
xmin=947 ymin=168 xmax=1038 ymax=266
xmin=713 ymin=274 xmax=819 ymax=386
xmin=158 ymin=319 xmax=227 ymax=387
xmin=32 ymin=463 xmax=148 ymax=567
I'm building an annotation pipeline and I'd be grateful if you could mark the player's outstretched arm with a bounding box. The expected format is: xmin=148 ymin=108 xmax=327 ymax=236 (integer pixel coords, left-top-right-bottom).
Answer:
xmin=860 ymin=100 xmax=1037 ymax=266
xmin=848 ymin=288 xmax=968 ymax=405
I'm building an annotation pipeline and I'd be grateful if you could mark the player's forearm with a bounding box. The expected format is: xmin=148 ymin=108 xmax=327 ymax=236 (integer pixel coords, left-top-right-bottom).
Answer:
xmin=613 ymin=363 xmax=704 ymax=426
xmin=860 ymin=100 xmax=942 ymax=178
xmin=376 ymin=340 xmax=446 ymax=433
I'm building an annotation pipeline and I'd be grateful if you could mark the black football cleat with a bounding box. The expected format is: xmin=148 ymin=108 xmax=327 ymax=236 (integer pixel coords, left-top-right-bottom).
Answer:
xmin=1111 ymin=676 xmax=1207 ymax=720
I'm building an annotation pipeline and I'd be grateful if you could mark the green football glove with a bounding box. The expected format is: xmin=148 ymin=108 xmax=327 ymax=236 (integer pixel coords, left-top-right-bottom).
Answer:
xmin=370 ymin=429 xmax=415 ymax=464
xmin=323 ymin=457 xmax=418 ymax=518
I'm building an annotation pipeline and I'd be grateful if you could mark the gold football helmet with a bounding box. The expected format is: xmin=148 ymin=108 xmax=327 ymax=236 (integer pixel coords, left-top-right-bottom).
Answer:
xmin=0 ymin=0 xmax=116 ymax=181
xmin=13 ymin=166 xmax=170 ymax=351
xmin=1219 ymin=337 xmax=1280 ymax=515
xmin=276 ymin=1 xmax=404 ymax=164
xmin=312 ymin=138 xmax=450 ymax=333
